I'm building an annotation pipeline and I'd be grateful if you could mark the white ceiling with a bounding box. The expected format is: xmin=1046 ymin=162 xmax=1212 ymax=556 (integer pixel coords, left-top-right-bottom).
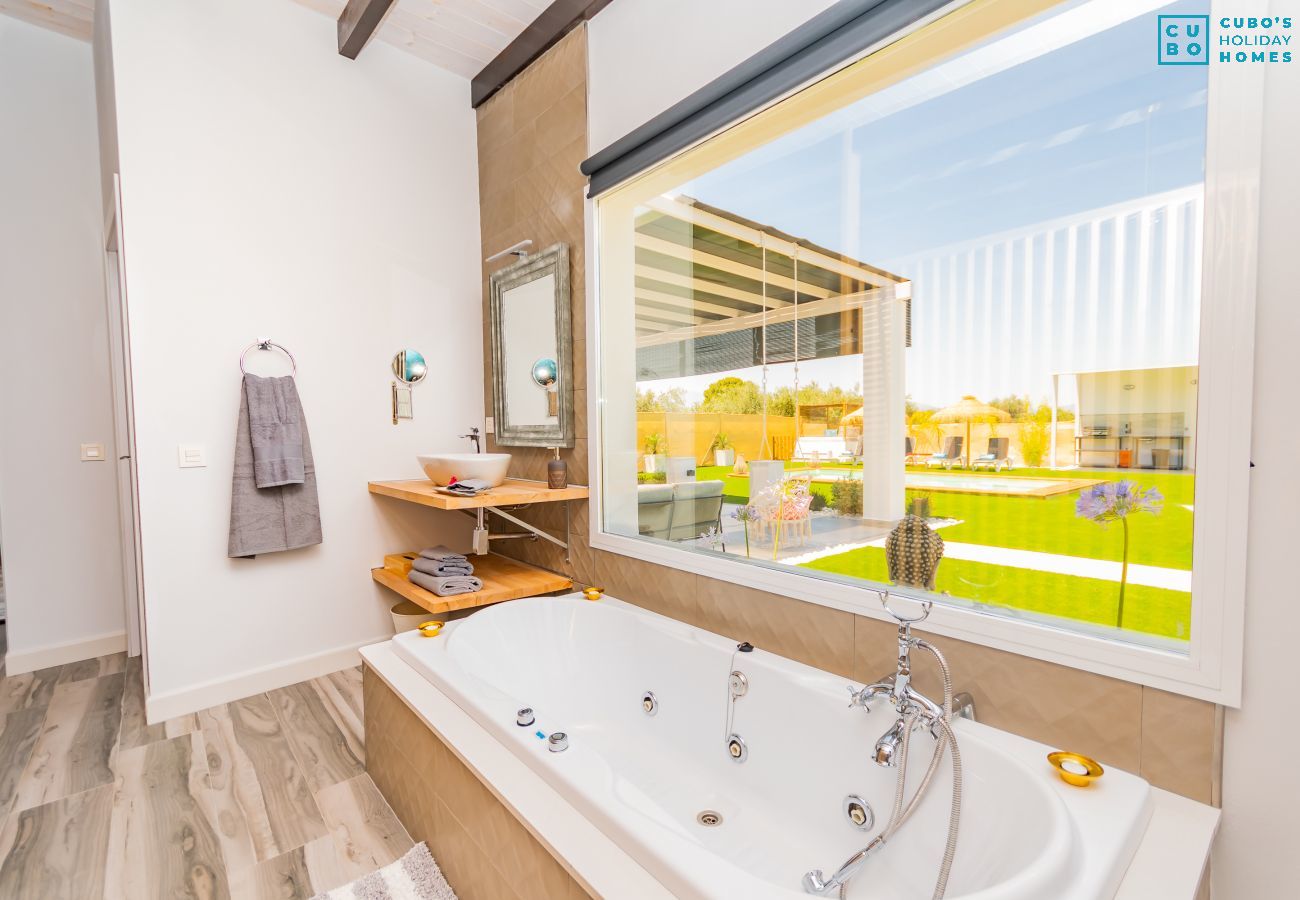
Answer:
xmin=294 ymin=0 xmax=550 ymax=78
xmin=0 ymin=0 xmax=548 ymax=79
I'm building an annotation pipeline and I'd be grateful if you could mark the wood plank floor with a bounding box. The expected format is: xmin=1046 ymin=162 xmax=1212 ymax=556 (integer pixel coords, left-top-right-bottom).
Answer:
xmin=0 ymin=639 xmax=413 ymax=899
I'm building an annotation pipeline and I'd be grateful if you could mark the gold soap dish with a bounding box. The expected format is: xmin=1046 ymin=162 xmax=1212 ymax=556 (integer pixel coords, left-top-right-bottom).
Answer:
xmin=417 ymin=621 xmax=445 ymax=638
xmin=1048 ymin=751 xmax=1104 ymax=787
xmin=582 ymin=586 xmax=605 ymax=601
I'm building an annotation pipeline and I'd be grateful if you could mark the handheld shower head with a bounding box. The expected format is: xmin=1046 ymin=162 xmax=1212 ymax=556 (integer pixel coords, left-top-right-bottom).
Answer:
xmin=874 ymin=718 xmax=907 ymax=767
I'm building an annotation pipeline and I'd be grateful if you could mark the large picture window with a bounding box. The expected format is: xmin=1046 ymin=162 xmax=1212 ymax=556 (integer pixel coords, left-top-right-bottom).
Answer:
xmin=592 ymin=0 xmax=1256 ymax=701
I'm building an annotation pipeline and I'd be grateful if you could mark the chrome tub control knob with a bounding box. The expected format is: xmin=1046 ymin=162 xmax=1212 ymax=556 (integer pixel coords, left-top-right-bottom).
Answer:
xmin=547 ymin=732 xmax=569 ymax=753
xmin=516 ymin=708 xmax=535 ymax=727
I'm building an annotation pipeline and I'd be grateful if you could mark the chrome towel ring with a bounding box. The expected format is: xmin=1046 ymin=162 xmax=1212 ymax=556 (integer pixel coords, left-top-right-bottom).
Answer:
xmin=239 ymin=338 xmax=297 ymax=377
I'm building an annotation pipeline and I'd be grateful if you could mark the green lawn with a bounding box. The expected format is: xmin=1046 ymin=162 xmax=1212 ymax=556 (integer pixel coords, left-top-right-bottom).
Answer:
xmin=696 ymin=461 xmax=1194 ymax=639
xmin=698 ymin=463 xmax=1193 ymax=570
xmin=801 ymin=545 xmax=1191 ymax=639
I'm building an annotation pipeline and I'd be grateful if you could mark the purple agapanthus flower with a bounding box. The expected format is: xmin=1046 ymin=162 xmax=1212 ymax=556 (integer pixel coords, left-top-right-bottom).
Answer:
xmin=1075 ymin=480 xmax=1163 ymax=524
xmin=1075 ymin=480 xmax=1163 ymax=629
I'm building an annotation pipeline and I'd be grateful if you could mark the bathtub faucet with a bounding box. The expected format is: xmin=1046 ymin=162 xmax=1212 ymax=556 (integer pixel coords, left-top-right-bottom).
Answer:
xmin=807 ymin=592 xmax=963 ymax=898
xmin=847 ymin=594 xmax=946 ymax=766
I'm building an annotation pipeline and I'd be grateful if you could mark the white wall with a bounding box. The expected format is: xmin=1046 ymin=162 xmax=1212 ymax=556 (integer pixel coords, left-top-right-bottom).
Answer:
xmin=586 ymin=0 xmax=837 ymax=154
xmin=1214 ymin=6 xmax=1300 ymax=892
xmin=101 ymin=0 xmax=484 ymax=718
xmin=0 ymin=17 xmax=127 ymax=673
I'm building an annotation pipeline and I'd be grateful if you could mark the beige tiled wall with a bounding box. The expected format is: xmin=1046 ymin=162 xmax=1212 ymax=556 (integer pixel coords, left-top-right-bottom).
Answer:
xmin=477 ymin=26 xmax=589 ymax=488
xmin=365 ymin=667 xmax=592 ymax=900
xmin=476 ymin=24 xmax=1222 ymax=808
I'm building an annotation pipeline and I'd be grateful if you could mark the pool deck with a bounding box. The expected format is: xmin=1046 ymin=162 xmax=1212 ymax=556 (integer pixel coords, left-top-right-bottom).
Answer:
xmin=903 ymin=474 xmax=1106 ymax=498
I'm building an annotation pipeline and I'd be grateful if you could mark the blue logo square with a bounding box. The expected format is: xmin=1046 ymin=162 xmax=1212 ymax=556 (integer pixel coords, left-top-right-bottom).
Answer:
xmin=1158 ymin=15 xmax=1210 ymax=65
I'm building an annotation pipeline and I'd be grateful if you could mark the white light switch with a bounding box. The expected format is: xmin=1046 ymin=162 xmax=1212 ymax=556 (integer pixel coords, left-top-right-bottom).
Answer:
xmin=80 ymin=442 xmax=105 ymax=461
xmin=485 ymin=417 xmax=495 ymax=434
xmin=178 ymin=444 xmax=206 ymax=468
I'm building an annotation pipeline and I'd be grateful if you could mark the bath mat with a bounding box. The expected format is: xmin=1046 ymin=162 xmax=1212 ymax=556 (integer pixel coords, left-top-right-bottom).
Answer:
xmin=310 ymin=843 xmax=458 ymax=900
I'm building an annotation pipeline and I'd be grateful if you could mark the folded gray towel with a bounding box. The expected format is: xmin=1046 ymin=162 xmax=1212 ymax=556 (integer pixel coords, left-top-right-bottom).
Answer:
xmin=411 ymin=557 xmax=474 ymax=578
xmin=440 ymin=478 xmax=492 ymax=496
xmin=409 ymin=571 xmax=483 ymax=597
xmin=229 ymin=374 xmax=322 ymax=558
xmin=419 ymin=546 xmax=468 ymax=562
xmin=243 ymin=373 xmax=305 ymax=488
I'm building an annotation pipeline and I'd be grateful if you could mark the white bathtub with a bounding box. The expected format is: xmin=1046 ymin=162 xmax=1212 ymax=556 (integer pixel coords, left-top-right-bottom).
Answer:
xmin=391 ymin=594 xmax=1153 ymax=900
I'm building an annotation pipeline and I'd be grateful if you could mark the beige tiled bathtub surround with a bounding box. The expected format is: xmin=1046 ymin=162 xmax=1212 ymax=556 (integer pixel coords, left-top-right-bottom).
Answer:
xmin=476 ymin=21 xmax=1222 ymax=808
xmin=365 ymin=666 xmax=591 ymax=900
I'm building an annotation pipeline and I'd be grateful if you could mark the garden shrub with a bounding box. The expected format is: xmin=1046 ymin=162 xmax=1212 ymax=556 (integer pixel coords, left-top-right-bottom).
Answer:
xmin=907 ymin=491 xmax=934 ymax=519
xmin=637 ymin=471 xmax=667 ymax=484
xmin=1020 ymin=415 xmax=1051 ymax=467
xmin=830 ymin=480 xmax=863 ymax=516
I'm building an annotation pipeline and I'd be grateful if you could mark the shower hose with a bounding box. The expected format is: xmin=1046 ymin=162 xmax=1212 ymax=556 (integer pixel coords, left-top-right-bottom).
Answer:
xmin=836 ymin=640 xmax=963 ymax=900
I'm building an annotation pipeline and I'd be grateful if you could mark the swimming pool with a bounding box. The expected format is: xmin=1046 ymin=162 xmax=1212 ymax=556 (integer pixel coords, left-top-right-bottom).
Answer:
xmin=792 ymin=468 xmax=1100 ymax=498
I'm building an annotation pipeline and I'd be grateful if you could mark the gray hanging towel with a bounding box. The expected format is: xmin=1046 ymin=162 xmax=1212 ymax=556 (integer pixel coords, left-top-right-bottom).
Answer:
xmin=244 ymin=373 xmax=305 ymax=487
xmin=229 ymin=374 xmax=322 ymax=558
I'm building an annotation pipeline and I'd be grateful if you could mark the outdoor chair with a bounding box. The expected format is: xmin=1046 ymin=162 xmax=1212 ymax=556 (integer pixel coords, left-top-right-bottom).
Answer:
xmin=971 ymin=437 xmax=1012 ymax=472
xmin=636 ymin=484 xmax=675 ymax=539
xmin=904 ymin=436 xmax=926 ymax=466
xmin=666 ymin=480 xmax=726 ymax=546
xmin=839 ymin=437 xmax=864 ymax=466
xmin=753 ymin=474 xmax=813 ymax=546
xmin=637 ymin=480 xmax=727 ymax=548
xmin=925 ymin=436 xmax=964 ymax=470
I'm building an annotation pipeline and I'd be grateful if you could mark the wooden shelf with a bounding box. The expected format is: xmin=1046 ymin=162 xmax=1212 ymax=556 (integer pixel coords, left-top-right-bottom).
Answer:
xmin=368 ymin=478 xmax=589 ymax=511
xmin=371 ymin=553 xmax=573 ymax=615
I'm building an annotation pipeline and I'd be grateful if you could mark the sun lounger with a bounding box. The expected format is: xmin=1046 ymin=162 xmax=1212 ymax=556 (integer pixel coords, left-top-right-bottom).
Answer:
xmin=925 ymin=436 xmax=964 ymax=470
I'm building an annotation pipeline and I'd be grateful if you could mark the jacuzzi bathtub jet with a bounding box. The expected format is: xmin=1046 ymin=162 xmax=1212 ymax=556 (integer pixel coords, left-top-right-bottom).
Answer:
xmin=390 ymin=593 xmax=1154 ymax=899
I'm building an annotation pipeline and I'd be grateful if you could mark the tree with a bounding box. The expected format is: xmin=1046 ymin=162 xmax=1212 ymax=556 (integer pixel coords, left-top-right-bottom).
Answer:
xmin=1019 ymin=407 xmax=1051 ymax=466
xmin=906 ymin=408 xmax=942 ymax=453
xmin=989 ymin=394 xmax=1032 ymax=421
xmin=636 ymin=387 xmax=689 ymax=412
xmin=700 ymin=377 xmax=763 ymax=414
xmin=767 ymin=381 xmax=863 ymax=418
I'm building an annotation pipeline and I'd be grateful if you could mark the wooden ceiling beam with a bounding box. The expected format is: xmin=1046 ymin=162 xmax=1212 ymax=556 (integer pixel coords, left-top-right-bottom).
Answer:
xmin=635 ymin=232 xmax=836 ymax=300
xmin=471 ymin=0 xmax=613 ymax=107
xmin=338 ymin=0 xmax=398 ymax=59
xmin=633 ymin=264 xmax=784 ymax=311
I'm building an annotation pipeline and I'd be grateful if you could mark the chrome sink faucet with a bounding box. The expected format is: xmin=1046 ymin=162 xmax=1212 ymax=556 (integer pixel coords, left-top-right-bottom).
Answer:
xmin=460 ymin=427 xmax=481 ymax=453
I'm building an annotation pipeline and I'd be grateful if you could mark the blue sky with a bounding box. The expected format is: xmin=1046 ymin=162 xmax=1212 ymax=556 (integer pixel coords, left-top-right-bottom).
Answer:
xmin=685 ymin=0 xmax=1209 ymax=266
xmin=642 ymin=1 xmax=1210 ymax=405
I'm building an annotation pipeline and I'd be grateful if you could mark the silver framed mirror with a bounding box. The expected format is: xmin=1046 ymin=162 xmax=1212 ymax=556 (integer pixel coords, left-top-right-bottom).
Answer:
xmin=489 ymin=243 xmax=574 ymax=448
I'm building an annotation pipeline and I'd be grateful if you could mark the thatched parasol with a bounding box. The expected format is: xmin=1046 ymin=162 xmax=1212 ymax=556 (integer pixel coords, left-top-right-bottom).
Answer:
xmin=841 ymin=406 xmax=864 ymax=425
xmin=931 ymin=396 xmax=1010 ymax=467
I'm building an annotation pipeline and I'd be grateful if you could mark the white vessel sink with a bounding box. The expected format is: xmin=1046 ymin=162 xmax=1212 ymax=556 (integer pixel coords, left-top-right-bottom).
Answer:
xmin=417 ymin=453 xmax=511 ymax=487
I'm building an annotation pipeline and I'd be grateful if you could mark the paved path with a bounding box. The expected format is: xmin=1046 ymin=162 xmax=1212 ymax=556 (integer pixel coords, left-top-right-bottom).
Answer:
xmin=785 ymin=534 xmax=1191 ymax=591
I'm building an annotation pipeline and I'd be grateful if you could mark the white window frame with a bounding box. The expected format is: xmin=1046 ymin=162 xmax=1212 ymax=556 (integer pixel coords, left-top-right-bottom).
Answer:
xmin=584 ymin=0 xmax=1263 ymax=706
